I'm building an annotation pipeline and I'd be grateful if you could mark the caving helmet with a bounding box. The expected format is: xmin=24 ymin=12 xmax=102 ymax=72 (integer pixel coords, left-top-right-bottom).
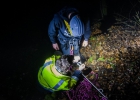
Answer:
xmin=70 ymin=14 xmax=85 ymax=37
xmin=55 ymin=55 xmax=73 ymax=75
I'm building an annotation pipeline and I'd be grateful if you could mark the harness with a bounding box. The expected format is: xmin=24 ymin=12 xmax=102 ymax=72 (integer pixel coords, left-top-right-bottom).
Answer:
xmin=63 ymin=20 xmax=80 ymax=55
xmin=69 ymin=38 xmax=80 ymax=55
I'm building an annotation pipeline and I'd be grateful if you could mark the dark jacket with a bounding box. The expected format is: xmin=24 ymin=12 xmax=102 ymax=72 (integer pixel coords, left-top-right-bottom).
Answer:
xmin=48 ymin=6 xmax=91 ymax=45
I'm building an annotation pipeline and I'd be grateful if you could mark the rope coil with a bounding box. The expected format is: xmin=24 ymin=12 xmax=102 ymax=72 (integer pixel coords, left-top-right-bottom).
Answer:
xmin=65 ymin=73 xmax=107 ymax=100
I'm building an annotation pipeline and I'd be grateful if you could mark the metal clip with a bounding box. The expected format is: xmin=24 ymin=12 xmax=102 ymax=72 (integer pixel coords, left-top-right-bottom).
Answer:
xmin=70 ymin=45 xmax=73 ymax=55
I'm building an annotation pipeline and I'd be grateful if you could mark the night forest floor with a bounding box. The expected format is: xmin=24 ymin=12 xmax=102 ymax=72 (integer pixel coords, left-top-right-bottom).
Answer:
xmin=1 ymin=3 xmax=140 ymax=100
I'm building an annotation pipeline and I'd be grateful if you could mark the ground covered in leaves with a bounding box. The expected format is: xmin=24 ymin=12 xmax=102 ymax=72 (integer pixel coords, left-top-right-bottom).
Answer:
xmin=80 ymin=16 xmax=140 ymax=100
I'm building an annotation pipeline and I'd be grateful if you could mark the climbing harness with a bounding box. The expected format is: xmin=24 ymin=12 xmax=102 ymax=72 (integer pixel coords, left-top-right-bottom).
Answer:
xmin=69 ymin=38 xmax=79 ymax=55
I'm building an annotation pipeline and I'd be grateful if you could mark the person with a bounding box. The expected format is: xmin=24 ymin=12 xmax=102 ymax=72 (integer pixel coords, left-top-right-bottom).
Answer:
xmin=37 ymin=54 xmax=85 ymax=99
xmin=48 ymin=6 xmax=91 ymax=62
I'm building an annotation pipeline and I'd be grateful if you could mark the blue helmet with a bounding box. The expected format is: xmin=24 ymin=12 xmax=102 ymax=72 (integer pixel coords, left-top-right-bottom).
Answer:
xmin=70 ymin=15 xmax=84 ymax=37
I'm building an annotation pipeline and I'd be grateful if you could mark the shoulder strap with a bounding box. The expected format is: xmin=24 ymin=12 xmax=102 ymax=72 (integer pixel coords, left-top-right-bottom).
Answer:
xmin=64 ymin=20 xmax=72 ymax=36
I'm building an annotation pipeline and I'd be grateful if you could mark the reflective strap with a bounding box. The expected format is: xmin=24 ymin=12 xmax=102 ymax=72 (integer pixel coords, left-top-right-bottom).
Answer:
xmin=43 ymin=61 xmax=52 ymax=68
xmin=71 ymin=76 xmax=79 ymax=81
xmin=64 ymin=20 xmax=72 ymax=36
xmin=53 ymin=80 xmax=64 ymax=90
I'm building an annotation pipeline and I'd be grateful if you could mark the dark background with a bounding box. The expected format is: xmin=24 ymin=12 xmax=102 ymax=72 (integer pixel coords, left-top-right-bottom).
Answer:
xmin=1 ymin=0 xmax=139 ymax=100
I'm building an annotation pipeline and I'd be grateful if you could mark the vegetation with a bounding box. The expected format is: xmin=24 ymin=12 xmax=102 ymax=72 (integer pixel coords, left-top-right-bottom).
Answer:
xmin=80 ymin=1 xmax=140 ymax=99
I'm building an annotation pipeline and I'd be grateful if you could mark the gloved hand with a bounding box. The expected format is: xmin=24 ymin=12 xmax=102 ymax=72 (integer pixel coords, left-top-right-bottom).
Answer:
xmin=82 ymin=67 xmax=92 ymax=75
xmin=82 ymin=40 xmax=88 ymax=47
xmin=79 ymin=64 xmax=85 ymax=70
xmin=73 ymin=56 xmax=80 ymax=63
xmin=52 ymin=43 xmax=59 ymax=50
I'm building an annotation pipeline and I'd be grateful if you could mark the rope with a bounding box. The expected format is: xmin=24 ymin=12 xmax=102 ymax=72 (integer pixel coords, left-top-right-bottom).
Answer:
xmin=65 ymin=73 xmax=107 ymax=100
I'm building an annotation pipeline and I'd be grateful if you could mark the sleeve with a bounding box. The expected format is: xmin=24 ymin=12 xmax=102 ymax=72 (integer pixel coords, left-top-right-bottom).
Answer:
xmin=65 ymin=70 xmax=81 ymax=89
xmin=83 ymin=20 xmax=91 ymax=41
xmin=71 ymin=70 xmax=81 ymax=81
xmin=48 ymin=17 xmax=60 ymax=44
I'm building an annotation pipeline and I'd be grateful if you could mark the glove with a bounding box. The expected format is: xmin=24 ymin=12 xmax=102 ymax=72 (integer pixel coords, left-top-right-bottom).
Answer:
xmin=79 ymin=64 xmax=85 ymax=70
xmin=73 ymin=56 xmax=80 ymax=63
xmin=82 ymin=67 xmax=92 ymax=75
xmin=82 ymin=40 xmax=88 ymax=47
xmin=72 ymin=70 xmax=81 ymax=78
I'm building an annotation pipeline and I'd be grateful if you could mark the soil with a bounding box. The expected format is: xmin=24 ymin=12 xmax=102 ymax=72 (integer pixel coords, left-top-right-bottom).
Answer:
xmin=80 ymin=18 xmax=140 ymax=100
